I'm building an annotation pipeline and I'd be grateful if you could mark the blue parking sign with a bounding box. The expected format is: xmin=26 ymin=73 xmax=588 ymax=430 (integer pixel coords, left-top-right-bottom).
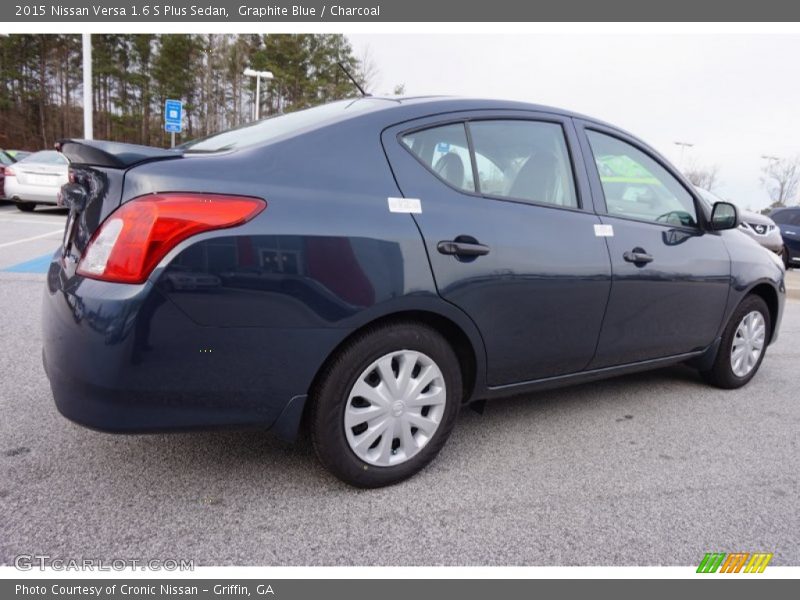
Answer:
xmin=164 ymin=99 xmax=183 ymax=133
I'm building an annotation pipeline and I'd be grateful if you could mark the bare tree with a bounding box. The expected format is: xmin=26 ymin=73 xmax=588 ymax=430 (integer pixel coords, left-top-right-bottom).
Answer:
xmin=683 ymin=161 xmax=720 ymax=191
xmin=356 ymin=45 xmax=379 ymax=93
xmin=761 ymin=156 xmax=800 ymax=207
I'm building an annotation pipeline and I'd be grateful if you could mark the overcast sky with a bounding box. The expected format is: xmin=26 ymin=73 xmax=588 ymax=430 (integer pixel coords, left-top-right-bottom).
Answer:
xmin=349 ymin=34 xmax=800 ymax=210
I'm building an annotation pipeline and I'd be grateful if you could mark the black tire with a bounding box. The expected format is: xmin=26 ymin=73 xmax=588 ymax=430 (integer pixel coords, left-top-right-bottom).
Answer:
xmin=310 ymin=321 xmax=462 ymax=488
xmin=16 ymin=202 xmax=36 ymax=212
xmin=701 ymin=295 xmax=771 ymax=389
xmin=781 ymin=247 xmax=790 ymax=270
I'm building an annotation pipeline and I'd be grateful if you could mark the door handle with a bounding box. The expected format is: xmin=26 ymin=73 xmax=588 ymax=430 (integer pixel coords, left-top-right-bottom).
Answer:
xmin=437 ymin=239 xmax=491 ymax=257
xmin=623 ymin=248 xmax=653 ymax=265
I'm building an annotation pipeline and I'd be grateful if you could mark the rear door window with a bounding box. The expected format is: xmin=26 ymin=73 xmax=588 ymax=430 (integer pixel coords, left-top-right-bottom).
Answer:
xmin=467 ymin=120 xmax=578 ymax=208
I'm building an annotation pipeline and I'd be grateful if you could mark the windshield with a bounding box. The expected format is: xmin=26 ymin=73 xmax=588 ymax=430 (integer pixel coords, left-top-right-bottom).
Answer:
xmin=182 ymin=98 xmax=392 ymax=153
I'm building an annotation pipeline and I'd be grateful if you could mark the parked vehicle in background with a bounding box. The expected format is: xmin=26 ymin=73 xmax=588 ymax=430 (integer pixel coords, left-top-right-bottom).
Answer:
xmin=43 ymin=97 xmax=785 ymax=487
xmin=695 ymin=188 xmax=784 ymax=256
xmin=0 ymin=149 xmax=16 ymax=199
xmin=7 ymin=150 xmax=31 ymax=161
xmin=770 ymin=206 xmax=800 ymax=268
xmin=4 ymin=150 xmax=69 ymax=211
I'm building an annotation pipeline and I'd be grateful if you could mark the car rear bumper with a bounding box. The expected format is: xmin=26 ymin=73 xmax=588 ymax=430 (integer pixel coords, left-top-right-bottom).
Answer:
xmin=41 ymin=253 xmax=341 ymax=440
xmin=5 ymin=179 xmax=60 ymax=204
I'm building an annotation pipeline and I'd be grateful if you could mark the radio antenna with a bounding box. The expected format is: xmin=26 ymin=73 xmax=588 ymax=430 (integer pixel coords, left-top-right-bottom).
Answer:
xmin=338 ymin=62 xmax=370 ymax=97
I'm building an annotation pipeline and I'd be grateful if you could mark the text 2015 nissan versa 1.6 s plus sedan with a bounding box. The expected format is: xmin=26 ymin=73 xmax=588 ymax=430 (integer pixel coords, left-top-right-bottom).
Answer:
xmin=43 ymin=97 xmax=785 ymax=487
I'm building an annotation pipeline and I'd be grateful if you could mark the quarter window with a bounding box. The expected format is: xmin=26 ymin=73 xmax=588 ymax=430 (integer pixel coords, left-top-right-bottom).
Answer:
xmin=400 ymin=124 xmax=475 ymax=192
xmin=586 ymin=131 xmax=698 ymax=227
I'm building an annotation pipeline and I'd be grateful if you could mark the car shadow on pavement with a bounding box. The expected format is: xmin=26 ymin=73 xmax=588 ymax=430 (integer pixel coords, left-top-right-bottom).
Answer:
xmin=108 ymin=364 xmax=707 ymax=490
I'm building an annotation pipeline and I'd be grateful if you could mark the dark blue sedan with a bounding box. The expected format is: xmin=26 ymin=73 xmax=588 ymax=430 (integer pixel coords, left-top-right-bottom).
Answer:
xmin=770 ymin=206 xmax=800 ymax=268
xmin=43 ymin=97 xmax=786 ymax=487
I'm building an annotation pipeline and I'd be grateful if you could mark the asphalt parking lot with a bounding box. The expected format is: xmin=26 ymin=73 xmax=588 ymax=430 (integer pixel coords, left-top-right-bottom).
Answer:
xmin=0 ymin=201 xmax=798 ymax=566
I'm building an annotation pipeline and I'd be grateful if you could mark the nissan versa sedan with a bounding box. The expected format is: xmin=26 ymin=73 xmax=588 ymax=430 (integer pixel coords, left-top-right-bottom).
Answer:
xmin=43 ymin=97 xmax=785 ymax=487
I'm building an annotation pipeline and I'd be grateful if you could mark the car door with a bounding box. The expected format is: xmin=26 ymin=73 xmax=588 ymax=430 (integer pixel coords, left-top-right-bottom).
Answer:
xmin=382 ymin=112 xmax=612 ymax=386
xmin=575 ymin=122 xmax=731 ymax=368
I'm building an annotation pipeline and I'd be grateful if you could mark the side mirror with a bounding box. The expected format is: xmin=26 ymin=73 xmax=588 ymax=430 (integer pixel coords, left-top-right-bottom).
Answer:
xmin=710 ymin=201 xmax=739 ymax=231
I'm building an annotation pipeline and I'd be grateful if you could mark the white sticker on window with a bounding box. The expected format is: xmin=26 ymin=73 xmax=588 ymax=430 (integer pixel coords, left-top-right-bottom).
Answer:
xmin=388 ymin=197 xmax=422 ymax=214
xmin=594 ymin=224 xmax=614 ymax=237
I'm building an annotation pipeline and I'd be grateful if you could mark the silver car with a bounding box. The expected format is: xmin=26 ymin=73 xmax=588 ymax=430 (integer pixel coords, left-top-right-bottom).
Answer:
xmin=4 ymin=150 xmax=69 ymax=212
xmin=696 ymin=187 xmax=783 ymax=254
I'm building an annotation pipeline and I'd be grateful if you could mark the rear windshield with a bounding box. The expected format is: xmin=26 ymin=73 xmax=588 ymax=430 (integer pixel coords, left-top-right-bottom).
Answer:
xmin=20 ymin=150 xmax=68 ymax=165
xmin=182 ymin=98 xmax=390 ymax=154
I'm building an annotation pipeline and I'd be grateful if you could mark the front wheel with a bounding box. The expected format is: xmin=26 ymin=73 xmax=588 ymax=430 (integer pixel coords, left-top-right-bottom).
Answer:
xmin=702 ymin=295 xmax=770 ymax=389
xmin=310 ymin=322 xmax=462 ymax=488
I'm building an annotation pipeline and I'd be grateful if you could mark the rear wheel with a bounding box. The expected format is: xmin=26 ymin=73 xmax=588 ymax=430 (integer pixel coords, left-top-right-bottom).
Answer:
xmin=702 ymin=295 xmax=770 ymax=389
xmin=310 ymin=322 xmax=462 ymax=488
xmin=15 ymin=202 xmax=36 ymax=212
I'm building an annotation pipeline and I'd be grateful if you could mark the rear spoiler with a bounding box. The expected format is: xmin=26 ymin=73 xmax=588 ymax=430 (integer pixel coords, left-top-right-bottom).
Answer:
xmin=55 ymin=139 xmax=183 ymax=169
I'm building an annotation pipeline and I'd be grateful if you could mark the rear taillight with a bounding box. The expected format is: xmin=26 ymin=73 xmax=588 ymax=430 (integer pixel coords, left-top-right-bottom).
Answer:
xmin=4 ymin=166 xmax=15 ymax=177
xmin=77 ymin=193 xmax=265 ymax=284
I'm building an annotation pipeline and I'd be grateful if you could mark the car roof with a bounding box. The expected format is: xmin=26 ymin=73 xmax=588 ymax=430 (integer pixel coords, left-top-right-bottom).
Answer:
xmin=183 ymin=95 xmax=623 ymax=156
xmin=348 ymin=95 xmax=603 ymax=124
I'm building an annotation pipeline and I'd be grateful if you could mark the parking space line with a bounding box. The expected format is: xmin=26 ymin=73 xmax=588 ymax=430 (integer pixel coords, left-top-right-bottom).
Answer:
xmin=0 ymin=218 xmax=67 ymax=226
xmin=0 ymin=229 xmax=63 ymax=248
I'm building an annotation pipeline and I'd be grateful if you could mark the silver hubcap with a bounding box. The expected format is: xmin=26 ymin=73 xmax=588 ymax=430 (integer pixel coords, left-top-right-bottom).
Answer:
xmin=344 ymin=350 xmax=446 ymax=467
xmin=730 ymin=310 xmax=766 ymax=377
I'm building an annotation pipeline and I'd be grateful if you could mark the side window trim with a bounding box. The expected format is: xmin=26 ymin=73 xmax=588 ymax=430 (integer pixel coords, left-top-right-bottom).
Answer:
xmin=463 ymin=121 xmax=482 ymax=196
xmin=396 ymin=115 xmax=591 ymax=213
xmin=578 ymin=121 xmax=706 ymax=231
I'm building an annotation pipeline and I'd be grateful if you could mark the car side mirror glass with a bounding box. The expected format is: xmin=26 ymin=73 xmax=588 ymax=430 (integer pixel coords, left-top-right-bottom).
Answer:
xmin=710 ymin=201 xmax=738 ymax=231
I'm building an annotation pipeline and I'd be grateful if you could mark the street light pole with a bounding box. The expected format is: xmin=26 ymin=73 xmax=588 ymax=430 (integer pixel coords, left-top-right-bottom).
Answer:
xmin=243 ymin=68 xmax=274 ymax=121
xmin=82 ymin=33 xmax=93 ymax=140
xmin=674 ymin=140 xmax=694 ymax=167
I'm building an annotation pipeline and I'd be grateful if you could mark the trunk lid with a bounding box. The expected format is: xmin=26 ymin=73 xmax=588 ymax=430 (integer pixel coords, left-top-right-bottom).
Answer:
xmin=56 ymin=139 xmax=183 ymax=270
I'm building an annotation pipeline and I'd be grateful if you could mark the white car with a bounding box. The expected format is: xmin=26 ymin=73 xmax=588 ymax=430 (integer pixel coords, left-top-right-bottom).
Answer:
xmin=695 ymin=187 xmax=784 ymax=255
xmin=4 ymin=150 xmax=69 ymax=212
